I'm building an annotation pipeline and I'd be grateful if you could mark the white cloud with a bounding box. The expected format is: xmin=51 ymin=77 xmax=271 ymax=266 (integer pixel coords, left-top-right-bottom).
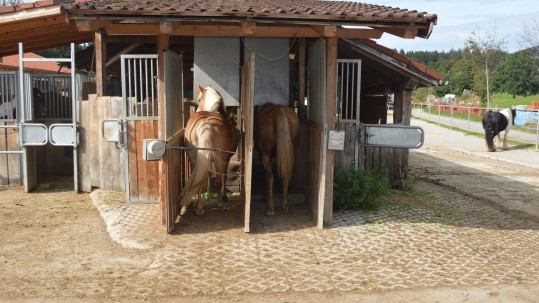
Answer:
xmin=372 ymin=0 xmax=539 ymax=52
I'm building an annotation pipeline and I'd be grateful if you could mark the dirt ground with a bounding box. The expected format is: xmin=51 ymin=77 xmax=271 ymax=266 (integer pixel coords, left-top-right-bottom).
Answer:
xmin=1 ymin=118 xmax=539 ymax=302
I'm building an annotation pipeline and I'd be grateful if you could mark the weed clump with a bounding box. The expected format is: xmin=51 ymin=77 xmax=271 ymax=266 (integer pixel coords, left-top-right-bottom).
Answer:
xmin=333 ymin=166 xmax=390 ymax=211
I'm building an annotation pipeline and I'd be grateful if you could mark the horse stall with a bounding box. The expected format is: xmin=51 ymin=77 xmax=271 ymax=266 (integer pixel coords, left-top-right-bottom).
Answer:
xmin=1 ymin=0 xmax=442 ymax=234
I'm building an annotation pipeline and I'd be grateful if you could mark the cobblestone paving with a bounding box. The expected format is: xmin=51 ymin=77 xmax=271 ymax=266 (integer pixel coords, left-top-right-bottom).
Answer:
xmin=90 ymin=179 xmax=539 ymax=298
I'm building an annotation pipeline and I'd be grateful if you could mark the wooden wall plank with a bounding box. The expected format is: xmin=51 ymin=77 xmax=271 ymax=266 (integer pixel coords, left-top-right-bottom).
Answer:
xmin=306 ymin=122 xmax=323 ymax=226
xmin=95 ymin=30 xmax=107 ymax=96
xmin=97 ymin=96 xmax=125 ymax=191
xmin=127 ymin=120 xmax=138 ymax=200
xmin=134 ymin=120 xmax=159 ymax=201
xmin=89 ymin=94 xmax=100 ymax=188
xmin=0 ymin=122 xmax=20 ymax=186
xmin=79 ymin=100 xmax=92 ymax=192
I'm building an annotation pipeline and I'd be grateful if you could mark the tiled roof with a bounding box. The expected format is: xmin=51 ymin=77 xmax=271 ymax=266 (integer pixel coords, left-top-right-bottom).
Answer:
xmin=65 ymin=0 xmax=432 ymax=17
xmin=0 ymin=53 xmax=70 ymax=74
xmin=63 ymin=0 xmax=436 ymax=31
xmin=358 ymin=39 xmax=442 ymax=81
xmin=0 ymin=0 xmax=55 ymax=14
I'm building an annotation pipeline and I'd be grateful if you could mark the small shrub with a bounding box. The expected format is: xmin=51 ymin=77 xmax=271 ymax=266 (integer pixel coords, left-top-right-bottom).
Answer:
xmin=333 ymin=166 xmax=390 ymax=211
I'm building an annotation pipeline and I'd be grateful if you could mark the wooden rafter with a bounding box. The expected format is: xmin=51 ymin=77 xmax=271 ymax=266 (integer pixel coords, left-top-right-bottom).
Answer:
xmin=0 ymin=33 xmax=91 ymax=55
xmin=95 ymin=23 xmax=383 ymax=39
xmin=0 ymin=16 xmax=66 ymax=34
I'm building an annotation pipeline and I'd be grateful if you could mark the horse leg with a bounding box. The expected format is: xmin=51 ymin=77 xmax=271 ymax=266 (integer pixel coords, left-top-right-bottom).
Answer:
xmin=494 ymin=133 xmax=501 ymax=150
xmin=282 ymin=181 xmax=289 ymax=214
xmin=196 ymin=195 xmax=205 ymax=216
xmin=261 ymin=153 xmax=275 ymax=216
xmin=502 ymin=128 xmax=510 ymax=149
xmin=214 ymin=158 xmax=228 ymax=212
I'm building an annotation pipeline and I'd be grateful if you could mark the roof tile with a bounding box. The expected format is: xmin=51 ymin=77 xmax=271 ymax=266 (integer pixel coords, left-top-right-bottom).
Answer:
xmin=63 ymin=0 xmax=435 ymax=24
xmin=0 ymin=53 xmax=71 ymax=74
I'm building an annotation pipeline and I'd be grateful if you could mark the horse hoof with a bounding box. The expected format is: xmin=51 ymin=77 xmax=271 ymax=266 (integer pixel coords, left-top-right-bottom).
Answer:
xmin=283 ymin=207 xmax=289 ymax=214
xmin=266 ymin=209 xmax=275 ymax=216
xmin=196 ymin=209 xmax=205 ymax=216
xmin=180 ymin=206 xmax=187 ymax=216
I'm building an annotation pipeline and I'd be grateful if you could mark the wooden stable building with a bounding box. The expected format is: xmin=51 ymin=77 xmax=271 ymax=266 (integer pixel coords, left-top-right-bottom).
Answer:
xmin=0 ymin=0 xmax=441 ymax=233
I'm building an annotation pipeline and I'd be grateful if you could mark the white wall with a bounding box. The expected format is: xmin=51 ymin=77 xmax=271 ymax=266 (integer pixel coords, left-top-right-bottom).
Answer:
xmin=194 ymin=37 xmax=240 ymax=107
xmin=243 ymin=38 xmax=289 ymax=106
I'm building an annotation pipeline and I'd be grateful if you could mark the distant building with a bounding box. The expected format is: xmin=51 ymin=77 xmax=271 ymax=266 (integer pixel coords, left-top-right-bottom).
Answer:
xmin=0 ymin=52 xmax=70 ymax=74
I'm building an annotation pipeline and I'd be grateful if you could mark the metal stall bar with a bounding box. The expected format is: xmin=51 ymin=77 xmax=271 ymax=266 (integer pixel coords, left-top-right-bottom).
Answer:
xmin=121 ymin=55 xmax=158 ymax=119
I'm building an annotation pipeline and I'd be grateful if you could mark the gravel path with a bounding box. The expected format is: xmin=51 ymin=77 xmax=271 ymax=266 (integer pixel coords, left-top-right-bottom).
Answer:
xmin=0 ymin=117 xmax=538 ymax=302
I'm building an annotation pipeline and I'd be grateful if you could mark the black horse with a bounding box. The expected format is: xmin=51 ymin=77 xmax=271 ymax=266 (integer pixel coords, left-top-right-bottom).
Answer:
xmin=3 ymin=87 xmax=46 ymax=120
xmin=481 ymin=108 xmax=516 ymax=152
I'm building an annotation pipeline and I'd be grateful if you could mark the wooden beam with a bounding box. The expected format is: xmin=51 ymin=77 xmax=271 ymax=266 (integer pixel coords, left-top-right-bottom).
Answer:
xmin=0 ymin=6 xmax=62 ymax=24
xmin=0 ymin=23 xmax=70 ymax=41
xmin=0 ymin=33 xmax=92 ymax=57
xmin=323 ymin=37 xmax=338 ymax=227
xmin=392 ymin=89 xmax=412 ymax=190
xmin=106 ymin=43 xmax=143 ymax=67
xmin=298 ymin=37 xmax=306 ymax=120
xmin=376 ymin=26 xmax=418 ymax=39
xmin=76 ymin=19 xmax=112 ymax=32
xmin=0 ymin=31 xmax=89 ymax=48
xmin=312 ymin=25 xmax=337 ymax=37
xmin=157 ymin=33 xmax=169 ymax=226
xmin=95 ymin=29 xmax=107 ymax=96
xmin=103 ymin=23 xmax=383 ymax=39
xmin=242 ymin=21 xmax=256 ymax=35
xmin=0 ymin=15 xmax=66 ymax=34
xmin=160 ymin=21 xmax=179 ymax=34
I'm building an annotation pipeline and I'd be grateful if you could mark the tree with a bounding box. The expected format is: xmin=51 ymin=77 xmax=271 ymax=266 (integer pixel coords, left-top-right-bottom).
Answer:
xmin=0 ymin=0 xmax=22 ymax=6
xmin=519 ymin=18 xmax=539 ymax=56
xmin=518 ymin=18 xmax=539 ymax=91
xmin=494 ymin=51 xmax=539 ymax=97
xmin=447 ymin=58 xmax=473 ymax=96
xmin=465 ymin=25 xmax=507 ymax=108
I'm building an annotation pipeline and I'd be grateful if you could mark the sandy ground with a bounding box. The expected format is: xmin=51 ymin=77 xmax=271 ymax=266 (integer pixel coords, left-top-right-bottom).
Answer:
xmin=1 ymin=117 xmax=539 ymax=302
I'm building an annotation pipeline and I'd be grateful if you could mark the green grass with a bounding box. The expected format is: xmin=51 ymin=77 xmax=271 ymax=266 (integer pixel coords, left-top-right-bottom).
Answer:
xmin=490 ymin=93 xmax=539 ymax=108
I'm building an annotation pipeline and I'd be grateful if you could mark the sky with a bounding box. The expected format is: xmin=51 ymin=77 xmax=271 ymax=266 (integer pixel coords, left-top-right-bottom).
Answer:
xmin=18 ymin=0 xmax=539 ymax=53
xmin=372 ymin=0 xmax=539 ymax=53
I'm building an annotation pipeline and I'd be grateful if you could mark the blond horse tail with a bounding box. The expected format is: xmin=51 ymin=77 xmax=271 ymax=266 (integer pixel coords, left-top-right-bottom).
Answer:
xmin=179 ymin=121 xmax=213 ymax=209
xmin=275 ymin=109 xmax=294 ymax=192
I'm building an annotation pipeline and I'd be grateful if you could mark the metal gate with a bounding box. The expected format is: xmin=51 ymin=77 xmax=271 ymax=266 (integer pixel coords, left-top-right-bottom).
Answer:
xmin=119 ymin=54 xmax=161 ymax=203
xmin=335 ymin=59 xmax=362 ymax=166
xmin=0 ymin=43 xmax=78 ymax=191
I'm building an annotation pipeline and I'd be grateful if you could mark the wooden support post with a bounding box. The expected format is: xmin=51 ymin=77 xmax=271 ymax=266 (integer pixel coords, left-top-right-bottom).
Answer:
xmin=394 ymin=89 xmax=412 ymax=125
xmin=157 ymin=34 xmax=169 ymax=226
xmin=393 ymin=89 xmax=413 ymax=190
xmin=298 ymin=38 xmax=306 ymax=121
xmin=323 ymin=37 xmax=337 ymax=226
xmin=95 ymin=29 xmax=107 ymax=96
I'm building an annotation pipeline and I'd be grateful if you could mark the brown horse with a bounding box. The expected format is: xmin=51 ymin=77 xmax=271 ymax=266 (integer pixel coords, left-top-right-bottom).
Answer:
xmin=179 ymin=86 xmax=238 ymax=216
xmin=254 ymin=103 xmax=300 ymax=216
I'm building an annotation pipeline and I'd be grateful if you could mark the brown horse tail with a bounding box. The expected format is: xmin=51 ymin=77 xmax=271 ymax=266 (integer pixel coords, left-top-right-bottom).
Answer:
xmin=179 ymin=121 xmax=214 ymax=208
xmin=275 ymin=108 xmax=294 ymax=192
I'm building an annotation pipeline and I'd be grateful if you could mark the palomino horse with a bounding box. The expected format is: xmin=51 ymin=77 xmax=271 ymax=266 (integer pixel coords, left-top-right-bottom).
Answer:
xmin=254 ymin=103 xmax=300 ymax=216
xmin=482 ymin=108 xmax=516 ymax=152
xmin=179 ymin=85 xmax=238 ymax=215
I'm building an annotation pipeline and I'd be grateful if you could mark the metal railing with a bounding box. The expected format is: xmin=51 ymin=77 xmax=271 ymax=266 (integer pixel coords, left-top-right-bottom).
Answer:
xmin=121 ymin=54 xmax=159 ymax=119
xmin=0 ymin=72 xmax=18 ymax=122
